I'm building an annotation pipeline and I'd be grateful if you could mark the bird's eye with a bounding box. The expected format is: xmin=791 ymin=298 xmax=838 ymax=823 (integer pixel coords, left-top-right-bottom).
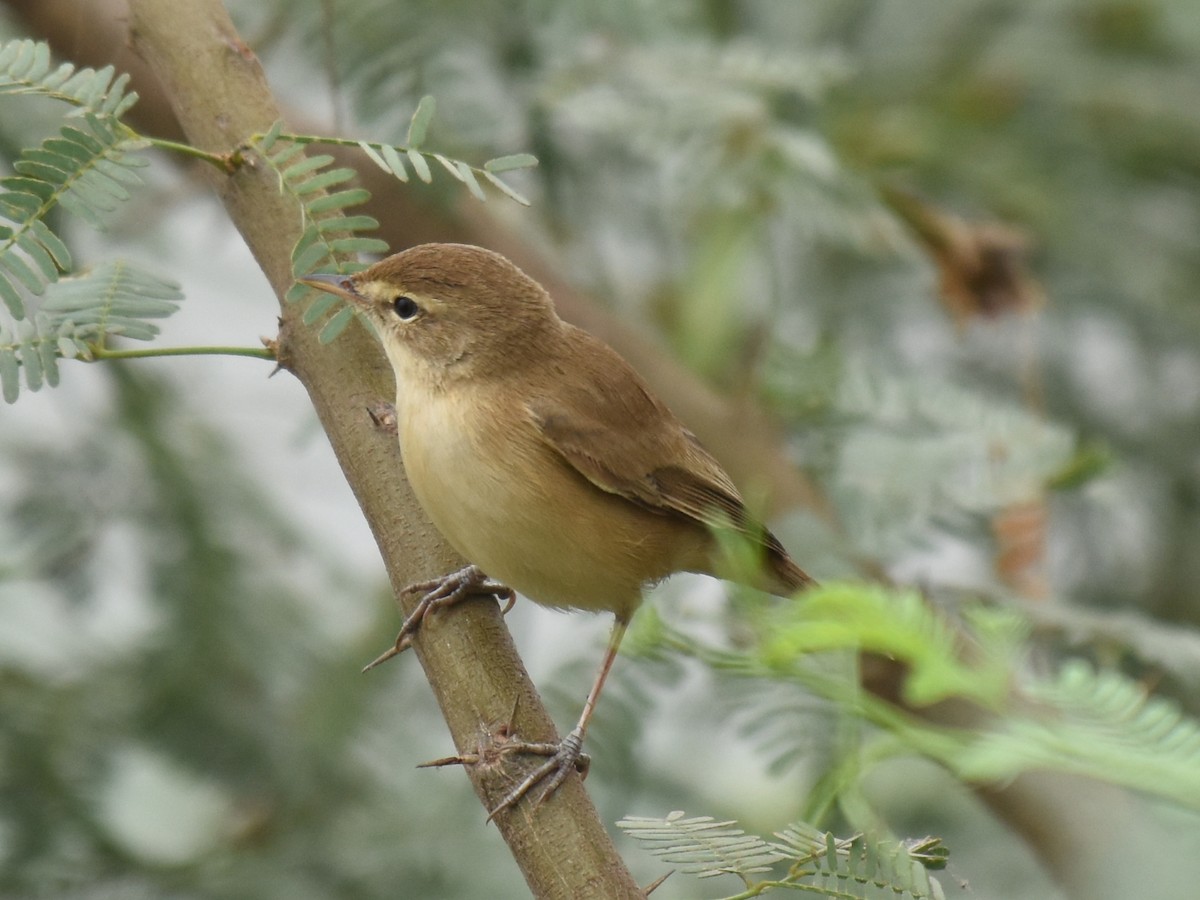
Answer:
xmin=392 ymin=295 xmax=420 ymax=320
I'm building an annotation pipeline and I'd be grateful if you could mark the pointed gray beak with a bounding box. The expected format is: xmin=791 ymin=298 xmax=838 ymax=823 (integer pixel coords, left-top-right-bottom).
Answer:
xmin=297 ymin=272 xmax=366 ymax=306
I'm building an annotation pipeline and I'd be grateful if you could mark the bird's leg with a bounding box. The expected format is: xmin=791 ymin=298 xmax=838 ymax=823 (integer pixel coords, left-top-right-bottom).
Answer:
xmin=363 ymin=564 xmax=514 ymax=672
xmin=487 ymin=616 xmax=628 ymax=820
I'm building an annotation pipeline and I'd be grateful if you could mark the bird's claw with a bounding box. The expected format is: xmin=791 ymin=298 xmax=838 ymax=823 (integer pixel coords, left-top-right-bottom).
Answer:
xmin=362 ymin=565 xmax=514 ymax=672
xmin=417 ymin=752 xmax=480 ymax=769
xmin=486 ymin=727 xmax=589 ymax=821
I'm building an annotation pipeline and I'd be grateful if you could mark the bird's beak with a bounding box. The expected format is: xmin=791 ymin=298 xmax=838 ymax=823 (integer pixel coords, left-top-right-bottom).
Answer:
xmin=297 ymin=272 xmax=366 ymax=307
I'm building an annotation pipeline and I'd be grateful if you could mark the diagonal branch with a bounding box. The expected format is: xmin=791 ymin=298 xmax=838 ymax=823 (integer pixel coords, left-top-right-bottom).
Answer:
xmin=122 ymin=0 xmax=642 ymax=897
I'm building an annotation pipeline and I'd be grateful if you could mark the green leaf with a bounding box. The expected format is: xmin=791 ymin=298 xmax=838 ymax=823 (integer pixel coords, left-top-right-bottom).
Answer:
xmin=268 ymin=142 xmax=305 ymax=169
xmin=28 ymin=41 xmax=50 ymax=81
xmin=293 ymin=167 xmax=358 ymax=195
xmin=14 ymin=160 xmax=71 ymax=185
xmin=0 ymin=273 xmax=24 ymax=318
xmin=381 ymin=144 xmax=408 ymax=182
xmin=483 ymin=153 xmax=538 ymax=173
xmin=0 ymin=250 xmax=45 ymax=294
xmin=15 ymin=230 xmax=58 ymax=279
xmin=318 ymin=306 xmax=356 ymax=344
xmin=1 ymin=177 xmax=53 ymax=204
xmin=59 ymin=125 xmax=104 ymax=156
xmin=326 ymin=236 xmax=388 ymax=255
xmin=29 ymin=220 xmax=71 ymax=270
xmin=44 ymin=135 xmax=93 ymax=166
xmin=407 ymin=149 xmax=431 ymax=183
xmin=457 ymin=162 xmax=486 ymax=202
xmin=40 ymin=260 xmax=184 ymax=348
xmin=10 ymin=40 xmax=34 ymax=78
xmin=281 ymin=154 xmax=337 ymax=181
xmin=98 ymin=72 xmax=132 ymax=115
xmin=358 ymin=141 xmax=390 ymax=173
xmin=78 ymin=65 xmax=114 ymax=108
xmin=406 ymin=95 xmax=436 ymax=149
xmin=305 ymin=189 xmax=371 ymax=214
xmin=617 ymin=812 xmax=784 ymax=878
xmin=0 ymin=40 xmax=22 ymax=72
xmin=481 ymin=171 xmax=531 ymax=206
xmin=111 ymin=88 xmax=140 ymax=119
xmin=260 ymin=119 xmax=284 ymax=152
xmin=20 ymin=335 xmax=43 ymax=391
xmin=25 ymin=146 xmax=75 ymax=173
xmin=0 ymin=346 xmax=18 ymax=402
xmin=432 ymin=153 xmax=466 ymax=182
xmin=57 ymin=333 xmax=80 ymax=359
xmin=56 ymin=192 xmax=104 ymax=229
xmin=315 ymin=215 xmax=380 ymax=233
xmin=80 ymin=169 xmax=132 ymax=202
xmin=93 ymin=157 xmax=144 ymax=187
xmin=67 ymin=177 xmax=121 ymax=213
xmin=285 ymin=282 xmax=311 ymax=304
xmin=292 ymin=240 xmax=332 ymax=278
xmin=291 ymin=226 xmax=321 ymax=260
xmin=303 ymin=292 xmax=338 ymax=325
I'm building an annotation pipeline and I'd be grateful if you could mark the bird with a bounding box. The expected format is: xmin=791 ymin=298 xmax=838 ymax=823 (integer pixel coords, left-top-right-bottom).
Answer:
xmin=300 ymin=243 xmax=814 ymax=816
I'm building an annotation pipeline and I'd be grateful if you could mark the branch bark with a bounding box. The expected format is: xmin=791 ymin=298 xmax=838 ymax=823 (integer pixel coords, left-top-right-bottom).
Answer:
xmin=121 ymin=1 xmax=642 ymax=896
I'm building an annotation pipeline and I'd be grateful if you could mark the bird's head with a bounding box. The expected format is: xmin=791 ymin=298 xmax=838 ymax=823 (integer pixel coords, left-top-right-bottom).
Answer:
xmin=300 ymin=243 xmax=560 ymax=385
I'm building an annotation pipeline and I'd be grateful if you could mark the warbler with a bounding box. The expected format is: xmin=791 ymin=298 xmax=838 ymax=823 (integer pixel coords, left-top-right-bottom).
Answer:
xmin=301 ymin=243 xmax=812 ymax=814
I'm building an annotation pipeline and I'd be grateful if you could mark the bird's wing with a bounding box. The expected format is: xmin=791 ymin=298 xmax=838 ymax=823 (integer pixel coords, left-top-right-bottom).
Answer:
xmin=533 ymin=401 xmax=744 ymax=526
xmin=527 ymin=327 xmax=812 ymax=591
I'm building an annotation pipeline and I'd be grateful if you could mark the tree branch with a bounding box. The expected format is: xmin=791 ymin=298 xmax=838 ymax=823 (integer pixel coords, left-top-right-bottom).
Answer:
xmin=121 ymin=0 xmax=642 ymax=896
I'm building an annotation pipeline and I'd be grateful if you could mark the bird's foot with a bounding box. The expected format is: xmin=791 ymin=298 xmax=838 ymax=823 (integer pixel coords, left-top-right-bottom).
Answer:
xmin=362 ymin=564 xmax=514 ymax=671
xmin=415 ymin=727 xmax=589 ymax=820
xmin=486 ymin=726 xmax=590 ymax=821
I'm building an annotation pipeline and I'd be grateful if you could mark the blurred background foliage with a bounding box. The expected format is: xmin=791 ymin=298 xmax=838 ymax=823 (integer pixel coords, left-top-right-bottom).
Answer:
xmin=2 ymin=0 xmax=1200 ymax=897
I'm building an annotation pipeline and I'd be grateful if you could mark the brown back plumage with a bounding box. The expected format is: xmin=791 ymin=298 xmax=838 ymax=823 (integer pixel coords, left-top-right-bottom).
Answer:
xmin=529 ymin=323 xmax=814 ymax=595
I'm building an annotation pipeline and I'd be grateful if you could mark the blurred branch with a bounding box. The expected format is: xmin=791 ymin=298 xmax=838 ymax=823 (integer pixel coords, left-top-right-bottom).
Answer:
xmin=113 ymin=0 xmax=642 ymax=897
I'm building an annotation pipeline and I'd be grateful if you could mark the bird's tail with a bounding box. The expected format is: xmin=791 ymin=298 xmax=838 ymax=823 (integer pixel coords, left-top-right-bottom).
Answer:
xmin=767 ymin=545 xmax=817 ymax=595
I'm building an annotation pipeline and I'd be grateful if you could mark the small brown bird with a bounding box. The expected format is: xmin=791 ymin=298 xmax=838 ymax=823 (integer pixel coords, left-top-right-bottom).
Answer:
xmin=301 ymin=244 xmax=813 ymax=814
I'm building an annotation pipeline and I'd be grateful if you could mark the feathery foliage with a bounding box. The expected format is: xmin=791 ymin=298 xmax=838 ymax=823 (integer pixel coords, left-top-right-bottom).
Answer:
xmin=0 ymin=112 xmax=151 ymax=318
xmin=959 ymin=659 xmax=1200 ymax=807
xmin=252 ymin=119 xmax=387 ymax=343
xmin=0 ymin=262 xmax=184 ymax=401
xmin=641 ymin=581 xmax=1200 ymax=813
xmin=0 ymin=38 xmax=138 ymax=116
xmin=355 ymin=95 xmax=537 ymax=206
xmin=0 ymin=40 xmax=145 ymax=318
xmin=617 ymin=811 xmax=949 ymax=899
xmin=0 ymin=312 xmax=60 ymax=402
xmin=618 ymin=811 xmax=785 ymax=880
xmin=0 ymin=39 xmax=193 ymax=402
xmin=252 ymin=95 xmax=537 ymax=344
xmin=42 ymin=260 xmax=184 ymax=351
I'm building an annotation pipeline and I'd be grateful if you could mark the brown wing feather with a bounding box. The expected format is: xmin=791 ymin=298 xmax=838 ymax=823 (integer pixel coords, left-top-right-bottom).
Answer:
xmin=529 ymin=326 xmax=814 ymax=593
